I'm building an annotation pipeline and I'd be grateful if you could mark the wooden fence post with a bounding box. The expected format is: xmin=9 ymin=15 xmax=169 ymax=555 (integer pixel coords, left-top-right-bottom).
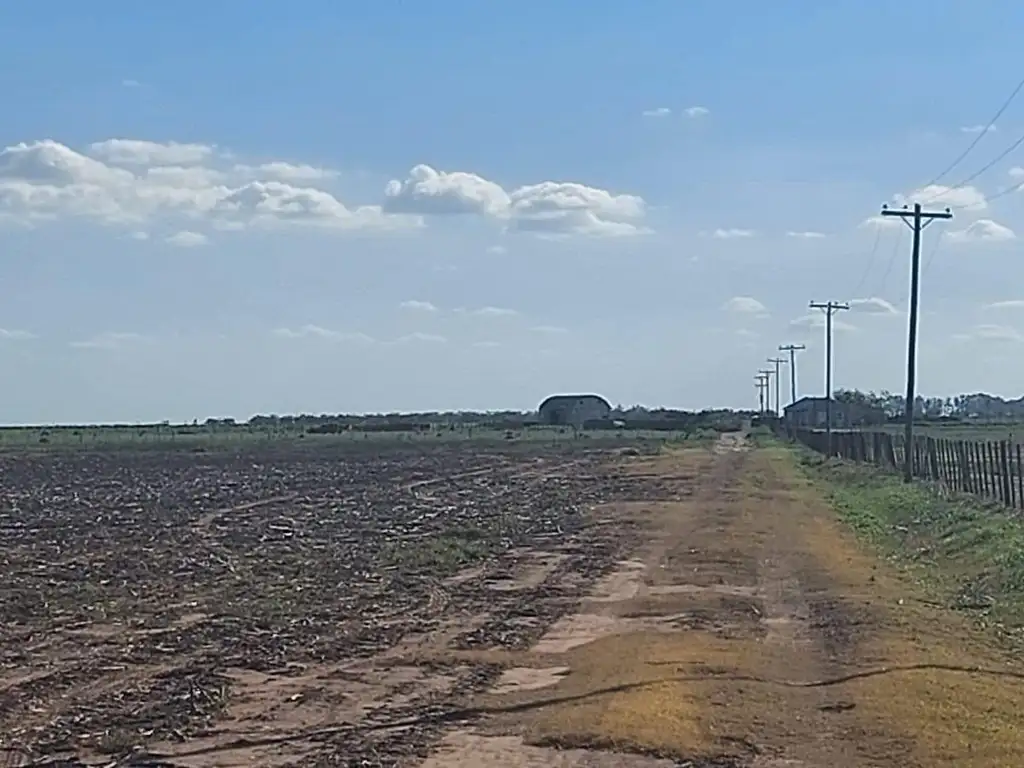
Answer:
xmin=1002 ymin=441 xmax=1014 ymax=508
xmin=1018 ymin=444 xmax=1023 ymax=511
xmin=974 ymin=442 xmax=983 ymax=495
xmin=988 ymin=443 xmax=999 ymax=502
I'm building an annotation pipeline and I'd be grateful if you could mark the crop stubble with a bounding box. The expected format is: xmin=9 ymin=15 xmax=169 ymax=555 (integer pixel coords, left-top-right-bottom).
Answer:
xmin=0 ymin=440 xmax=681 ymax=766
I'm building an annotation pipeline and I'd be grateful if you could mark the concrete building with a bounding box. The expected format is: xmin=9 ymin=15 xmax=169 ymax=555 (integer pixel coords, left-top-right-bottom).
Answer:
xmin=783 ymin=396 xmax=886 ymax=429
xmin=537 ymin=394 xmax=612 ymax=426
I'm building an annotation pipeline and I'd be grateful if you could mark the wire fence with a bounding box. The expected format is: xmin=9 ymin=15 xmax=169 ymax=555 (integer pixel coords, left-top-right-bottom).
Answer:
xmin=783 ymin=426 xmax=1024 ymax=510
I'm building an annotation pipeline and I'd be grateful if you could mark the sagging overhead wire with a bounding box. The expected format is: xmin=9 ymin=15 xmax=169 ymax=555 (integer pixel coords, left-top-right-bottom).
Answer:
xmin=920 ymin=74 xmax=1024 ymax=189
xmin=925 ymin=128 xmax=1024 ymax=206
xmin=876 ymin=221 xmax=905 ymax=299
xmin=850 ymin=220 xmax=882 ymax=298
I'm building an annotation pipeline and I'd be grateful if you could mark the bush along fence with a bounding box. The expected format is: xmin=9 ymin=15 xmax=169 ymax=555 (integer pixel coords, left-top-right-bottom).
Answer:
xmin=784 ymin=426 xmax=1024 ymax=510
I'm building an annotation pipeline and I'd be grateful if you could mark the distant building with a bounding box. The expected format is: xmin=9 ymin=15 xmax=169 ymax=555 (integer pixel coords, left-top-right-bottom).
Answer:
xmin=538 ymin=394 xmax=612 ymax=426
xmin=783 ymin=396 xmax=886 ymax=429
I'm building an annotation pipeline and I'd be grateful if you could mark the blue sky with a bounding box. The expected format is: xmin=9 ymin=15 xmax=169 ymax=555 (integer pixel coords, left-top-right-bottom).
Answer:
xmin=3 ymin=1 xmax=1024 ymax=423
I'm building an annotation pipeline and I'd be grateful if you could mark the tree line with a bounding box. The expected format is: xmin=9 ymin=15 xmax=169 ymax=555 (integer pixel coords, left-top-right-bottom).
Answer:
xmin=832 ymin=389 xmax=1024 ymax=421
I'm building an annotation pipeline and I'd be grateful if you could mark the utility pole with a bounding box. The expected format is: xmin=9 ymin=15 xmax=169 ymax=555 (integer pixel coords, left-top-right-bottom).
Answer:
xmin=881 ymin=202 xmax=953 ymax=482
xmin=808 ymin=301 xmax=850 ymax=457
xmin=779 ymin=344 xmax=805 ymax=406
xmin=767 ymin=357 xmax=787 ymax=416
xmin=758 ymin=368 xmax=774 ymax=418
xmin=755 ymin=373 xmax=768 ymax=414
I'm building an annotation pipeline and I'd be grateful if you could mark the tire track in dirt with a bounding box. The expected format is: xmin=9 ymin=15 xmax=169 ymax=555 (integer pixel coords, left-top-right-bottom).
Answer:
xmin=415 ymin=434 xmax=1024 ymax=767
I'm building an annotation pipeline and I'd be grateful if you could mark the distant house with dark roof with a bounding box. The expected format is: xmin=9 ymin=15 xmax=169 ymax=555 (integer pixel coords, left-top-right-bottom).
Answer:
xmin=783 ymin=396 xmax=886 ymax=429
xmin=537 ymin=394 xmax=612 ymax=426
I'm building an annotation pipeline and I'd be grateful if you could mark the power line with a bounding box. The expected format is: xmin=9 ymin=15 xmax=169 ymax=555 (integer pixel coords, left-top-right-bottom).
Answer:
xmin=850 ymin=223 xmax=883 ymax=297
xmin=931 ymin=129 xmax=1024 ymax=204
xmin=921 ymin=74 xmax=1024 ymax=188
xmin=920 ymin=221 xmax=949 ymax=279
xmin=876 ymin=222 xmax=906 ymax=298
xmin=977 ymin=176 xmax=1024 ymax=205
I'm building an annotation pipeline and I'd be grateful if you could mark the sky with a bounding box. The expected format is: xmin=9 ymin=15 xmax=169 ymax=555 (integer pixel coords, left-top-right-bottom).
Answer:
xmin=3 ymin=1 xmax=1024 ymax=423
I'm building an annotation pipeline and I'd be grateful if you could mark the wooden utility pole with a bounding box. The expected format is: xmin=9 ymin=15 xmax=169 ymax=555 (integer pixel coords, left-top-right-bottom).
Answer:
xmin=880 ymin=202 xmax=953 ymax=482
xmin=755 ymin=373 xmax=769 ymax=414
xmin=779 ymin=343 xmax=806 ymax=405
xmin=808 ymin=301 xmax=850 ymax=457
xmin=767 ymin=357 xmax=787 ymax=416
xmin=758 ymin=368 xmax=774 ymax=417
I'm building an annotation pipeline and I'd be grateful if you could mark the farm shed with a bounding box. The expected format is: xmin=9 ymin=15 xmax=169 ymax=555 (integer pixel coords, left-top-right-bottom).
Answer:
xmin=538 ymin=394 xmax=612 ymax=426
xmin=783 ymin=396 xmax=886 ymax=429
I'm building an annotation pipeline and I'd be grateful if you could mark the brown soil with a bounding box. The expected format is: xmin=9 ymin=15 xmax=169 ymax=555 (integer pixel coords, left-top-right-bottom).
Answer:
xmin=423 ymin=436 xmax=1024 ymax=767
xmin=6 ymin=436 xmax=1024 ymax=767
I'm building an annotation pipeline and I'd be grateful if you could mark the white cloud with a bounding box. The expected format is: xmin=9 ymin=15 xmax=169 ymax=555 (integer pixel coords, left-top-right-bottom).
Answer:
xmin=166 ymin=230 xmax=208 ymax=247
xmin=945 ymin=218 xmax=1016 ymax=243
xmin=722 ymin=296 xmax=769 ymax=316
xmin=70 ymin=331 xmax=146 ymax=350
xmin=0 ymin=328 xmax=35 ymax=340
xmin=472 ymin=340 xmax=501 ymax=348
xmin=710 ymin=228 xmax=754 ymax=239
xmin=127 ymin=231 xmax=149 ymax=241
xmin=684 ymin=106 xmax=710 ymax=118
xmin=530 ymin=325 xmax=569 ymax=335
xmin=234 ymin=162 xmax=336 ymax=182
xmin=472 ymin=306 xmax=518 ymax=317
xmin=89 ymin=139 xmax=215 ymax=167
xmin=0 ymin=139 xmax=414 ymax=234
xmin=895 ymin=184 xmax=986 ymax=211
xmin=383 ymin=164 xmax=648 ymax=237
xmin=984 ymin=299 xmax=1024 ymax=311
xmin=121 ymin=79 xmax=141 ymax=88
xmin=486 ymin=244 xmax=507 ymax=255
xmin=786 ymin=230 xmax=826 ymax=239
xmin=213 ymin=180 xmax=407 ymax=231
xmin=394 ymin=332 xmax=447 ymax=344
xmin=961 ymin=124 xmax=997 ymax=134
xmin=789 ymin=313 xmax=857 ymax=333
xmin=384 ymin=164 xmax=510 ymax=216
xmin=1010 ymin=167 xmax=1024 ymax=179
xmin=271 ymin=325 xmax=375 ymax=344
xmin=642 ymin=107 xmax=672 ymax=118
xmin=400 ymin=300 xmax=438 ymax=312
xmin=952 ymin=323 xmax=1023 ymax=343
xmin=849 ymin=297 xmax=900 ymax=315
xmin=860 ymin=215 xmax=900 ymax=230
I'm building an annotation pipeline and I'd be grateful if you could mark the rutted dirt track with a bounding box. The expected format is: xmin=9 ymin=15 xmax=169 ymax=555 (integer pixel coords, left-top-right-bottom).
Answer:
xmin=4 ymin=435 xmax=1024 ymax=766
xmin=418 ymin=434 xmax=1024 ymax=767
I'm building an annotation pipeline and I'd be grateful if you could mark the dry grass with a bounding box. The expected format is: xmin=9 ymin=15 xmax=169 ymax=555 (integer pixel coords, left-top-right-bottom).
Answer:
xmin=774 ymin=446 xmax=1024 ymax=766
xmin=474 ymin=442 xmax=1024 ymax=765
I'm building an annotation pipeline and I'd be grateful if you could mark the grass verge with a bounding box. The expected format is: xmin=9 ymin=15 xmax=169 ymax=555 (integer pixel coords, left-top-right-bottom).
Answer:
xmin=792 ymin=443 xmax=1024 ymax=646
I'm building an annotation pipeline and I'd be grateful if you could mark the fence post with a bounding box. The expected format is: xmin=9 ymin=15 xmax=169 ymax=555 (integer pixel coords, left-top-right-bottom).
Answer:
xmin=958 ymin=444 xmax=966 ymax=493
xmin=1002 ymin=441 xmax=1014 ymax=508
xmin=976 ymin=441 xmax=986 ymax=496
xmin=988 ymin=443 xmax=998 ymax=501
xmin=1017 ymin=443 xmax=1023 ymax=512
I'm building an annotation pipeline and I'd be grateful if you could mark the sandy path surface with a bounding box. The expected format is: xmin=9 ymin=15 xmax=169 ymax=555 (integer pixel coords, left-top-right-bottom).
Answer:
xmin=419 ymin=434 xmax=1024 ymax=767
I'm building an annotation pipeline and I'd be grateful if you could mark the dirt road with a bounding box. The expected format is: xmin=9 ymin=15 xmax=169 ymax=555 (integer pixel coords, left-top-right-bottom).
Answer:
xmin=421 ymin=435 xmax=1024 ymax=767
